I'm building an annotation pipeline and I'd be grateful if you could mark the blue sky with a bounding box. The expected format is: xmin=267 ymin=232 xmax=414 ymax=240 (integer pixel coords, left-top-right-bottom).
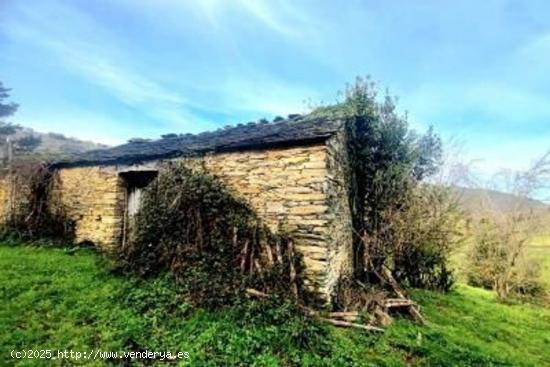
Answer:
xmin=1 ymin=0 xmax=549 ymax=186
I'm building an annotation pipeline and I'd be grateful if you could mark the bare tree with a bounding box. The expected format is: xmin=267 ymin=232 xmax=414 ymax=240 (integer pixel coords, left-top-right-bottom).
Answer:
xmin=468 ymin=151 xmax=550 ymax=299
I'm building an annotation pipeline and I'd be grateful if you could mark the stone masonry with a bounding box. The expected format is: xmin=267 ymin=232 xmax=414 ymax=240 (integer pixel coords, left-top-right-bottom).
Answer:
xmin=54 ymin=166 xmax=125 ymax=248
xmin=189 ymin=143 xmax=350 ymax=295
xmin=0 ymin=116 xmax=356 ymax=300
xmin=45 ymin=142 xmax=353 ymax=298
xmin=0 ymin=177 xmax=7 ymax=221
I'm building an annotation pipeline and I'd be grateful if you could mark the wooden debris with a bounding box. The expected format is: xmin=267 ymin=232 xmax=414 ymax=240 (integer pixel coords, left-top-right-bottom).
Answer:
xmin=259 ymin=227 xmax=274 ymax=266
xmin=253 ymin=259 xmax=262 ymax=274
xmin=320 ymin=318 xmax=384 ymax=332
xmin=232 ymin=227 xmax=238 ymax=249
xmin=374 ymin=306 xmax=393 ymax=327
xmin=381 ymin=268 xmax=425 ymax=324
xmin=274 ymin=237 xmax=283 ymax=264
xmin=240 ymin=240 xmax=250 ymax=273
xmin=328 ymin=311 xmax=360 ymax=318
xmin=384 ymin=298 xmax=415 ymax=308
xmin=327 ymin=311 xmax=360 ymax=322
xmin=245 ymin=289 xmax=382 ymax=332
xmin=304 ymin=310 xmax=361 ymax=322
xmin=288 ymin=241 xmax=298 ymax=298
xmin=245 ymin=288 xmax=268 ymax=298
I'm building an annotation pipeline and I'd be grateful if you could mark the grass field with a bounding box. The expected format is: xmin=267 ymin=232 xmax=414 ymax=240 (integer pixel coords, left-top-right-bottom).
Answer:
xmin=528 ymin=232 xmax=550 ymax=289
xmin=1 ymin=244 xmax=549 ymax=366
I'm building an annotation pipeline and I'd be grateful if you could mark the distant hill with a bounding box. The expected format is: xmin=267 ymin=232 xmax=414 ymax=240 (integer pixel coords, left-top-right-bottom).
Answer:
xmin=456 ymin=187 xmax=550 ymax=215
xmin=1 ymin=124 xmax=108 ymax=161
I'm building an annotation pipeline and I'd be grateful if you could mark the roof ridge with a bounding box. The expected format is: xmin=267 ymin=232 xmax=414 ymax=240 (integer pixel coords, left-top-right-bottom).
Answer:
xmin=52 ymin=114 xmax=345 ymax=168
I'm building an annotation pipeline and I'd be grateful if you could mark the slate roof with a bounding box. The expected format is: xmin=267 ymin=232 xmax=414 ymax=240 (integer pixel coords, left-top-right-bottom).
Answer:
xmin=53 ymin=115 xmax=345 ymax=168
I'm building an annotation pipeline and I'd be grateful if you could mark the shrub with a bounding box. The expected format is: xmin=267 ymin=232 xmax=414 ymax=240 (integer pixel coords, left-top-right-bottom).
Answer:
xmin=465 ymin=151 xmax=549 ymax=301
xmin=389 ymin=185 xmax=462 ymax=291
xmin=116 ymin=162 xmax=304 ymax=308
xmin=467 ymin=217 xmax=545 ymax=299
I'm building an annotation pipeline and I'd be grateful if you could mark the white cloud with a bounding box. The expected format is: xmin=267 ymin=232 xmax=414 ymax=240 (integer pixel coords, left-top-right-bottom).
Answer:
xmin=235 ymin=0 xmax=302 ymax=38
xmin=1 ymin=0 xmax=324 ymax=135
xmin=119 ymin=0 xmax=317 ymax=39
xmin=218 ymin=76 xmax=315 ymax=116
xmin=0 ymin=1 xmax=205 ymax=130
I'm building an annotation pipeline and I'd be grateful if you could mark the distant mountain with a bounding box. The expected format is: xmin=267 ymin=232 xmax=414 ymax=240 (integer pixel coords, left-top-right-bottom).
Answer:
xmin=1 ymin=124 xmax=108 ymax=161
xmin=456 ymin=187 xmax=550 ymax=215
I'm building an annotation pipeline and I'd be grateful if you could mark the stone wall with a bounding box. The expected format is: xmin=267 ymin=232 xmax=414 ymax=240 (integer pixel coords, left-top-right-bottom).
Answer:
xmin=0 ymin=176 xmax=8 ymax=222
xmin=186 ymin=145 xmax=330 ymax=293
xmin=179 ymin=142 xmax=353 ymax=297
xmin=324 ymin=130 xmax=354 ymax=298
xmin=44 ymin=141 xmax=353 ymax=299
xmin=54 ymin=166 xmax=125 ymax=248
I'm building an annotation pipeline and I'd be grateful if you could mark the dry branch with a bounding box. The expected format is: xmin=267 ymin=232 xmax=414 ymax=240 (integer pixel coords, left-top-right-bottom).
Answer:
xmin=288 ymin=241 xmax=298 ymax=297
xmin=374 ymin=306 xmax=393 ymax=326
xmin=275 ymin=237 xmax=283 ymax=264
xmin=381 ymin=268 xmax=425 ymax=324
xmin=232 ymin=226 xmax=238 ymax=248
xmin=384 ymin=298 xmax=415 ymax=308
xmin=327 ymin=311 xmax=360 ymax=322
xmin=240 ymin=240 xmax=250 ymax=273
xmin=245 ymin=289 xmax=383 ymax=332
xmin=245 ymin=288 xmax=268 ymax=298
xmin=320 ymin=318 xmax=383 ymax=332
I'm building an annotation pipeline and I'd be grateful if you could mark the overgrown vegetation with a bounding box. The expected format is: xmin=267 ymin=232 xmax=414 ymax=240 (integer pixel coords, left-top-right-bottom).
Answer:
xmin=0 ymin=161 xmax=74 ymax=243
xmin=117 ymin=162 xmax=305 ymax=308
xmin=311 ymin=77 xmax=463 ymax=294
xmin=2 ymin=244 xmax=549 ymax=366
xmin=116 ymin=77 xmax=463 ymax=316
xmin=388 ymin=185 xmax=462 ymax=290
xmin=467 ymin=218 xmax=545 ymax=299
xmin=465 ymin=151 xmax=550 ymax=301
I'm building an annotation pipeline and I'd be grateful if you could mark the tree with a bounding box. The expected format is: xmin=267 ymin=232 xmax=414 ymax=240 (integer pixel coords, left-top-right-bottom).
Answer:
xmin=0 ymin=81 xmax=20 ymax=138
xmin=0 ymin=82 xmax=18 ymax=121
xmin=467 ymin=151 xmax=550 ymax=300
xmin=0 ymin=82 xmax=21 ymax=165
xmin=311 ymin=76 xmax=455 ymax=290
xmin=344 ymin=78 xmax=445 ymax=283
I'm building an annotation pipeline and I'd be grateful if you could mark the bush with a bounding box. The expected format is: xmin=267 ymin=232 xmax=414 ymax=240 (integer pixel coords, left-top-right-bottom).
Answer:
xmin=466 ymin=217 xmax=545 ymax=299
xmin=116 ymin=162 xmax=303 ymax=308
xmin=389 ymin=185 xmax=462 ymax=291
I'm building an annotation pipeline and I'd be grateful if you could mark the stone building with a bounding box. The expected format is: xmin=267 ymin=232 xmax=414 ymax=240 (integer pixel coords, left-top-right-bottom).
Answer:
xmin=1 ymin=115 xmax=357 ymax=299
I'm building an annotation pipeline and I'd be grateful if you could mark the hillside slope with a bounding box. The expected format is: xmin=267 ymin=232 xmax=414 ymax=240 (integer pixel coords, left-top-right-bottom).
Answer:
xmin=1 ymin=245 xmax=549 ymax=366
xmin=1 ymin=124 xmax=107 ymax=160
xmin=456 ymin=187 xmax=549 ymax=215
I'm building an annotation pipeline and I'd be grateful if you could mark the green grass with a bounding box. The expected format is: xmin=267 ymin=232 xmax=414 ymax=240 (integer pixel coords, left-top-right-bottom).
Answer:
xmin=528 ymin=233 xmax=550 ymax=288
xmin=1 ymin=245 xmax=549 ymax=366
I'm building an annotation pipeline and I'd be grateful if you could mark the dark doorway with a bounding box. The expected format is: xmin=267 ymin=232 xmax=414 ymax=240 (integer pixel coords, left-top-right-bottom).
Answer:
xmin=120 ymin=170 xmax=158 ymax=246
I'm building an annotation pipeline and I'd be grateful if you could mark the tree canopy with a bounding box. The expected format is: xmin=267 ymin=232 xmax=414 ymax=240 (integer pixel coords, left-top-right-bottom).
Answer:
xmin=312 ymin=77 xmax=455 ymax=290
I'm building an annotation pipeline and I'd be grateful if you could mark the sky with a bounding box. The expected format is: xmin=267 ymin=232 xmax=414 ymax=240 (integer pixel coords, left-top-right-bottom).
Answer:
xmin=0 ymin=0 xmax=549 ymax=195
